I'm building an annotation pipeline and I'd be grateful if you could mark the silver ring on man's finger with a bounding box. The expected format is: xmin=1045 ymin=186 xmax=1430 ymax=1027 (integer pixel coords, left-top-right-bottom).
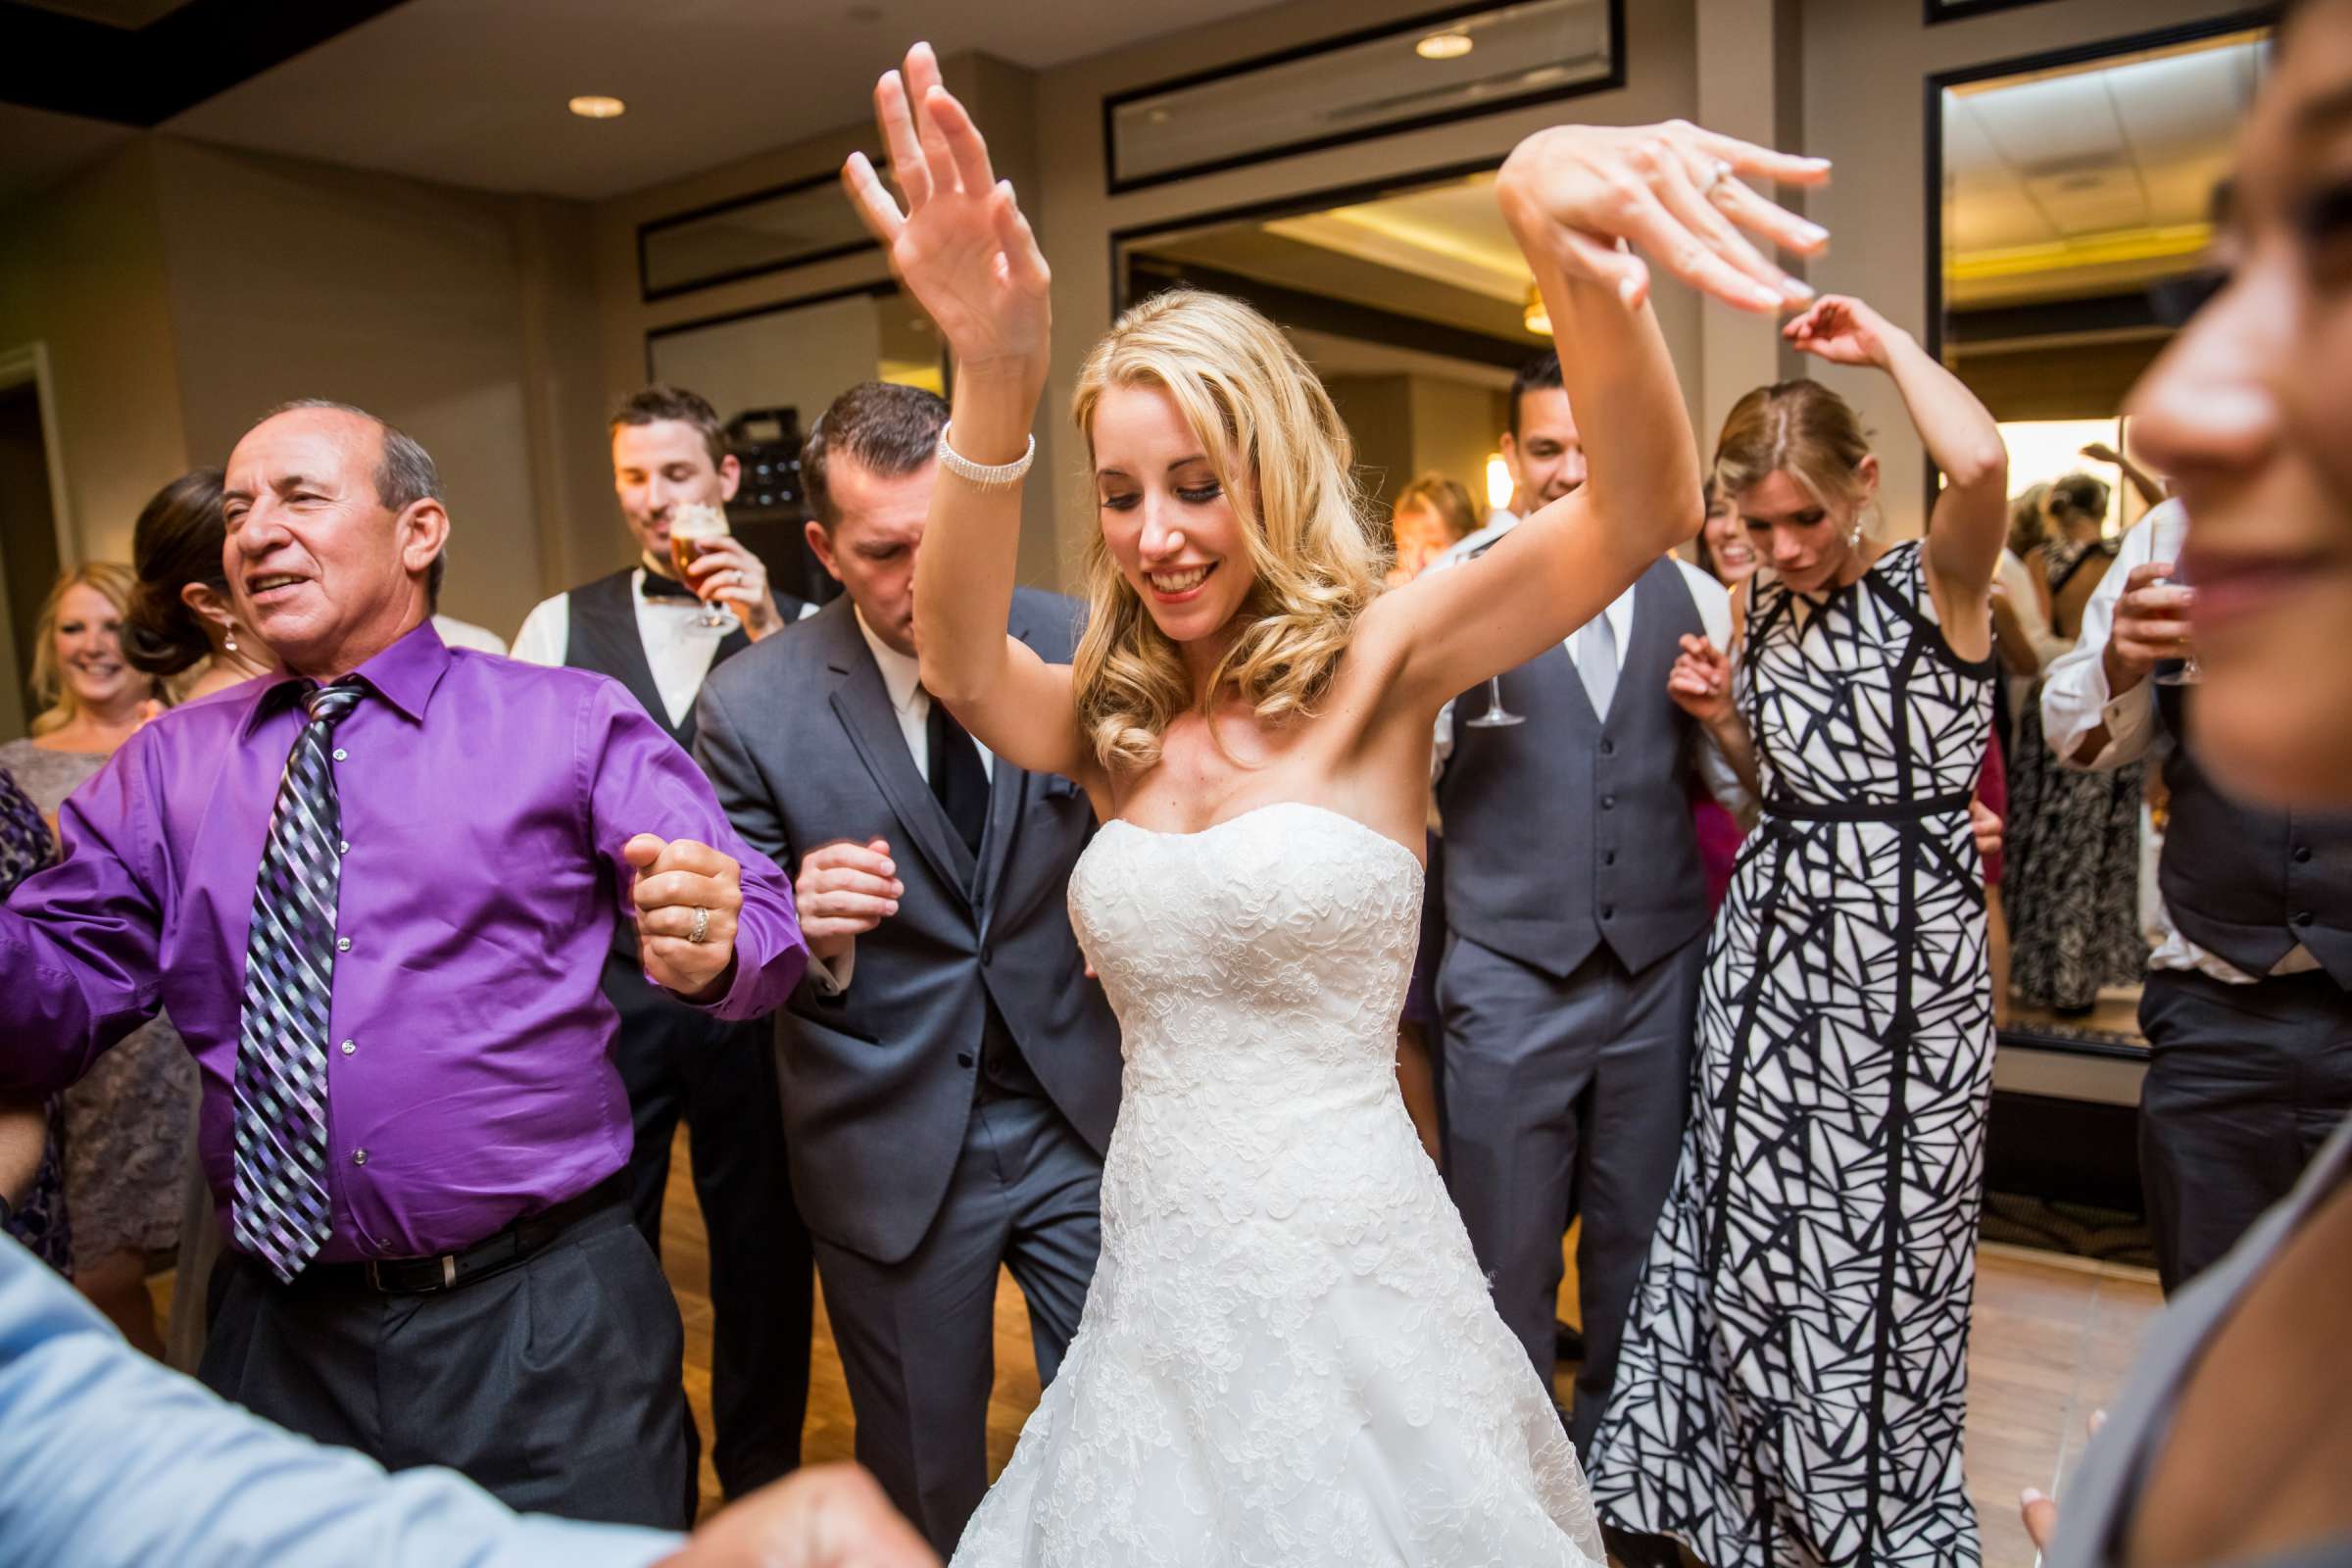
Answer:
xmin=688 ymin=906 xmax=710 ymax=945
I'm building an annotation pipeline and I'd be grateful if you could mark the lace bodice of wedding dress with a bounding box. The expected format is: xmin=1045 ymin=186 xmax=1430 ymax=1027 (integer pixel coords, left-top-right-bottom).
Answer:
xmin=950 ymin=801 xmax=1606 ymax=1567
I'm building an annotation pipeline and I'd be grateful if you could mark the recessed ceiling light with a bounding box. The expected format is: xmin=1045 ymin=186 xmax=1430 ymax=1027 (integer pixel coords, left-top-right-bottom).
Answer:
xmin=1416 ymin=31 xmax=1473 ymax=61
xmin=568 ymin=95 xmax=626 ymax=120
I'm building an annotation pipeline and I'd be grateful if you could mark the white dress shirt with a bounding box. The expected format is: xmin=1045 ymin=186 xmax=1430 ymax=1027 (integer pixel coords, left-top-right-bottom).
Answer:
xmin=510 ymin=564 xmax=734 ymax=728
xmin=431 ymin=614 xmax=510 ymax=658
xmin=854 ymin=607 xmax=995 ymax=787
xmin=2040 ymin=501 xmax=2318 ymax=985
xmin=0 ymin=1234 xmax=677 ymax=1567
xmin=1424 ymin=514 xmax=1751 ymax=818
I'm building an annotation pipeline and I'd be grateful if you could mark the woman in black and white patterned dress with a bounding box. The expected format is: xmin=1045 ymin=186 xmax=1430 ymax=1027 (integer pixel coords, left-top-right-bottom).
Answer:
xmin=1587 ymin=296 xmax=2006 ymax=1568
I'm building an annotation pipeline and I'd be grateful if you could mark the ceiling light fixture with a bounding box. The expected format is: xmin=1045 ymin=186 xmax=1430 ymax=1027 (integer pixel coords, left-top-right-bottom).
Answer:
xmin=1416 ymin=31 xmax=1474 ymax=61
xmin=568 ymin=95 xmax=626 ymax=120
xmin=1523 ymin=282 xmax=1550 ymax=337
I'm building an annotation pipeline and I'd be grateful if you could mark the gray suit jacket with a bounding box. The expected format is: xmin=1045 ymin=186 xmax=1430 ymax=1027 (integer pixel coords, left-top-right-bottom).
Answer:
xmin=2044 ymin=1112 xmax=2352 ymax=1567
xmin=693 ymin=590 xmax=1121 ymax=1265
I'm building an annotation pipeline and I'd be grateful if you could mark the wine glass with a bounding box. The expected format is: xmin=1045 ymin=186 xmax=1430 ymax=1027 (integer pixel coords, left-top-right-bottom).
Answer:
xmin=1464 ymin=675 xmax=1524 ymax=728
xmin=667 ymin=504 xmax=739 ymax=632
xmin=2150 ymin=510 xmax=2199 ymax=687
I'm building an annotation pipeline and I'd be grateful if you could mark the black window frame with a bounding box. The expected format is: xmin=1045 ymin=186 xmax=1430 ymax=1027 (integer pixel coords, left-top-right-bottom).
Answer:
xmin=636 ymin=162 xmax=883 ymax=305
xmin=1100 ymin=0 xmax=1626 ymax=197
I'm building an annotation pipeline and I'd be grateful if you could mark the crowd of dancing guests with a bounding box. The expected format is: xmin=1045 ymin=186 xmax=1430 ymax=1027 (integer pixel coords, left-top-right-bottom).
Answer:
xmin=6 ymin=7 xmax=2352 ymax=1562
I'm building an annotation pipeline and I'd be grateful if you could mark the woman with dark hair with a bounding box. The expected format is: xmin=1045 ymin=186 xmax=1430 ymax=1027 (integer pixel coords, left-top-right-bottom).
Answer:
xmin=1592 ymin=293 xmax=2008 ymax=1567
xmin=122 ymin=467 xmax=275 ymax=702
xmin=2004 ymin=469 xmax=2148 ymax=1014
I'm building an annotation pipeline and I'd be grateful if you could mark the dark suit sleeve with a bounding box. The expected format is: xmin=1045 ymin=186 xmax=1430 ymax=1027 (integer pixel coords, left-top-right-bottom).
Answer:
xmin=693 ymin=673 xmax=794 ymax=874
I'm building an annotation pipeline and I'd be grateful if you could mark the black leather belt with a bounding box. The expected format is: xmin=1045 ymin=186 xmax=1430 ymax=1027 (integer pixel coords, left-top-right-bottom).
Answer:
xmin=302 ymin=1171 xmax=627 ymax=1296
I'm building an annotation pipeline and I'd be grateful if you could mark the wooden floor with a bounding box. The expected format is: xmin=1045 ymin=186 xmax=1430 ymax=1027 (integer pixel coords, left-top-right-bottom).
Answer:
xmin=144 ymin=1131 xmax=2158 ymax=1563
xmin=652 ymin=1131 xmax=2163 ymax=1565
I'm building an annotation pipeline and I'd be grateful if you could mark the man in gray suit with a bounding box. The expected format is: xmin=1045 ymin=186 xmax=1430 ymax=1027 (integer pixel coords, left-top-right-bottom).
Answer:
xmin=1431 ymin=356 xmax=1745 ymax=1462
xmin=693 ymin=381 xmax=1118 ymax=1556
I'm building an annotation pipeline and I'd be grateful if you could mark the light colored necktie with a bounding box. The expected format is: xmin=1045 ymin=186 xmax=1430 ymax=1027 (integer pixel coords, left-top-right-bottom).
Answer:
xmin=1576 ymin=612 xmax=1619 ymax=719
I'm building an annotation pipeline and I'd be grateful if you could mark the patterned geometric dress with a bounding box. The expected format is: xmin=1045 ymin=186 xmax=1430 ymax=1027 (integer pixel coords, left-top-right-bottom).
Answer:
xmin=2004 ymin=536 xmax=2146 ymax=1011
xmin=1588 ymin=541 xmax=1995 ymax=1567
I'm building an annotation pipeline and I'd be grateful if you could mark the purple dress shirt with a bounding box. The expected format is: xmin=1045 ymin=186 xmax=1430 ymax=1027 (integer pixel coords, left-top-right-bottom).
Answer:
xmin=0 ymin=620 xmax=806 ymax=1262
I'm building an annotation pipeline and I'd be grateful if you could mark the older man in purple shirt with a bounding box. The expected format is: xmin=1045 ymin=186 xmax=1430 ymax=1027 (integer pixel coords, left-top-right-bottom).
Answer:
xmin=0 ymin=400 xmax=807 ymax=1529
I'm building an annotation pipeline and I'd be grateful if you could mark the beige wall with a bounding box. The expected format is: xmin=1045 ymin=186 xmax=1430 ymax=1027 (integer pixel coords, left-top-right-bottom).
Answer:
xmin=1800 ymin=0 xmax=2253 ymax=538
xmin=0 ymin=137 xmax=612 ymax=649
xmin=148 ymin=140 xmax=601 ymax=642
xmin=0 ymin=141 xmax=190 ymax=566
xmin=1407 ymin=378 xmax=1511 ymax=520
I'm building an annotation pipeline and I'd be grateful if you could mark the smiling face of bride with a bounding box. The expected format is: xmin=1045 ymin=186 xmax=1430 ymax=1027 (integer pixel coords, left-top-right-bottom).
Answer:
xmin=1067 ymin=288 xmax=1382 ymax=774
xmin=1092 ymin=382 xmax=1256 ymax=659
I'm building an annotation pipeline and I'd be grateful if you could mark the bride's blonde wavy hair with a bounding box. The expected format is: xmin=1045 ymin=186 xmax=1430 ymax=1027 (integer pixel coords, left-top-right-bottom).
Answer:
xmin=1069 ymin=288 xmax=1381 ymax=773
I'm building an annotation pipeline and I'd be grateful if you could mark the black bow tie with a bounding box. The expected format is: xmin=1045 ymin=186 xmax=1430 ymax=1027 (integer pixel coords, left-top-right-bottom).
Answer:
xmin=640 ymin=569 xmax=700 ymax=603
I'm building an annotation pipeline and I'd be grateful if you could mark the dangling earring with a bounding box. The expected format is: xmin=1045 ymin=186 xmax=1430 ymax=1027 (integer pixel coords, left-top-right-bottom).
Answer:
xmin=224 ymin=625 xmax=240 ymax=655
xmin=1845 ymin=517 xmax=1864 ymax=550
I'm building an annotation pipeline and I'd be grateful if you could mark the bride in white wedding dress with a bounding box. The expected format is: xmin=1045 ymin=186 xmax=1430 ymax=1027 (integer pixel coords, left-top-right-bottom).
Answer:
xmin=840 ymin=44 xmax=1831 ymax=1565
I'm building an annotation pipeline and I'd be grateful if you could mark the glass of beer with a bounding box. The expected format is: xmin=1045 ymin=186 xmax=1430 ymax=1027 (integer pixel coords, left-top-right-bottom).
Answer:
xmin=667 ymin=504 xmax=737 ymax=630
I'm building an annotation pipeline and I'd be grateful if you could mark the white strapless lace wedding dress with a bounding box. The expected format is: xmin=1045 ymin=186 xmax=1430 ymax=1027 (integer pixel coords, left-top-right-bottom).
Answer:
xmin=951 ymin=802 xmax=1606 ymax=1567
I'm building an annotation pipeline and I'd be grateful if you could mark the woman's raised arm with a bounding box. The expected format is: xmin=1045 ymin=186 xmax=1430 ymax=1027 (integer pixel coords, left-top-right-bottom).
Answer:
xmin=842 ymin=44 xmax=1096 ymax=788
xmin=1785 ymin=295 xmax=2008 ymax=601
xmin=1374 ymin=122 xmax=1831 ymax=718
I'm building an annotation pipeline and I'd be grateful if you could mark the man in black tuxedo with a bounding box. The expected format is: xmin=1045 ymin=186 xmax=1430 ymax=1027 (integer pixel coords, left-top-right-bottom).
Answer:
xmin=511 ymin=383 xmax=812 ymax=1505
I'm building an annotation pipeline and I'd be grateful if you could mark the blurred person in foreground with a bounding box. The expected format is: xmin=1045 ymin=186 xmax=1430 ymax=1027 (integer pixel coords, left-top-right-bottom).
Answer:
xmin=0 ymin=398 xmax=807 ymax=1528
xmin=2028 ymin=2 xmax=2352 ymax=1560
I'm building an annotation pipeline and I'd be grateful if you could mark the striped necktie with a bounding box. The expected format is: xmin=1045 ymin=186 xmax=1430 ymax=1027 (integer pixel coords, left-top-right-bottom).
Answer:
xmin=232 ymin=679 xmax=365 ymax=1282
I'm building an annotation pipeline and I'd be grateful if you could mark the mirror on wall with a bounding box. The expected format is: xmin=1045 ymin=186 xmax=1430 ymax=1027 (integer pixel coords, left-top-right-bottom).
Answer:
xmin=1932 ymin=21 xmax=2271 ymax=1055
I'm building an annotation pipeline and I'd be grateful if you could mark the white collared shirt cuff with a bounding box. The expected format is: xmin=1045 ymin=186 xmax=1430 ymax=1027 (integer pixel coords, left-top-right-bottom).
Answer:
xmin=807 ymin=946 xmax=854 ymax=995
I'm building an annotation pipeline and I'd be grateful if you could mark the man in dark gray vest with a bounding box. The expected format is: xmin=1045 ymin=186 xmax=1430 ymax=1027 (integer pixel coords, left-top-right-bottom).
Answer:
xmin=511 ymin=383 xmax=814 ymax=1503
xmin=693 ymin=381 xmax=1119 ymax=1555
xmin=1430 ymin=355 xmax=1746 ymax=1456
xmin=2045 ymin=499 xmax=2352 ymax=1292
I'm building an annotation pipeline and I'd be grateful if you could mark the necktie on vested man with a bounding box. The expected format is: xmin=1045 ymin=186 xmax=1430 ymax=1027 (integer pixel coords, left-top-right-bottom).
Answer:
xmin=232 ymin=680 xmax=365 ymax=1283
xmin=925 ymin=694 xmax=990 ymax=857
xmin=1575 ymin=611 xmax=1619 ymax=720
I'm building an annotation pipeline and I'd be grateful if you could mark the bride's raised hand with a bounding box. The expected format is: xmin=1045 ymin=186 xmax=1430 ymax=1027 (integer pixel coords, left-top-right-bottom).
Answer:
xmin=841 ymin=42 xmax=1050 ymax=374
xmin=1495 ymin=121 xmax=1832 ymax=315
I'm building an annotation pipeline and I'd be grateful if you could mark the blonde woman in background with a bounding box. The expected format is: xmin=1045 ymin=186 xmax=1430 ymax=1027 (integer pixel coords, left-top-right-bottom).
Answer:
xmin=1595 ymin=293 xmax=2007 ymax=1567
xmin=844 ymin=39 xmax=1829 ymax=1565
xmin=0 ymin=555 xmax=197 ymax=1356
xmin=1386 ymin=470 xmax=1481 ymax=586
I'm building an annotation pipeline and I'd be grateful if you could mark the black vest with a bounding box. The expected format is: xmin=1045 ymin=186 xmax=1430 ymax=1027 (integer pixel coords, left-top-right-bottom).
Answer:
xmin=2156 ymin=682 xmax=2352 ymax=988
xmin=562 ymin=567 xmax=750 ymax=754
xmin=1437 ymin=558 xmax=1711 ymax=978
